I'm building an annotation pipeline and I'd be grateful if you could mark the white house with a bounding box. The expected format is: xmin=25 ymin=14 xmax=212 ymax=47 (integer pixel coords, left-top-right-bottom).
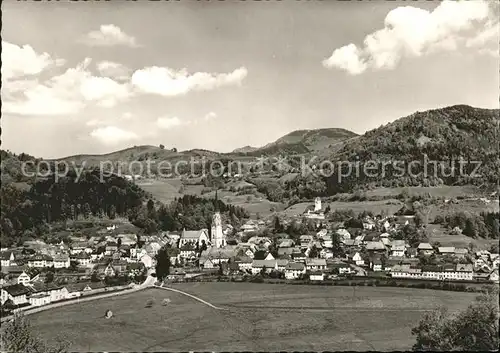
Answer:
xmin=202 ymin=258 xmax=215 ymax=270
xmin=391 ymin=245 xmax=406 ymax=258
xmin=17 ymin=272 xmax=31 ymax=286
xmin=53 ymin=254 xmax=70 ymax=269
xmin=489 ymin=269 xmax=499 ymax=283
xmin=27 ymin=254 xmax=53 ymax=268
xmin=236 ymin=257 xmax=253 ymax=271
xmin=1 ymin=284 xmax=30 ymax=306
xmin=75 ymin=253 xmax=92 ymax=267
xmin=276 ymin=259 xmax=290 ymax=272
xmin=29 ymin=293 xmax=51 ymax=307
xmin=285 ymin=262 xmax=306 ymax=279
xmin=336 ymin=228 xmax=351 ymax=241
xmin=417 ymin=243 xmax=434 ymax=255
xmin=351 ymin=252 xmax=365 ymax=266
xmin=251 ymin=260 xmax=277 ymax=275
xmin=1 ymin=251 xmax=16 ymax=267
xmin=309 ymin=271 xmax=325 ymax=281
xmin=305 ymin=258 xmax=327 ymax=271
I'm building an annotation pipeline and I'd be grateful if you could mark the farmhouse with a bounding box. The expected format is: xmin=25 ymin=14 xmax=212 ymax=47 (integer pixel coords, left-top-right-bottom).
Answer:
xmin=29 ymin=293 xmax=52 ymax=307
xmin=235 ymin=257 xmax=253 ymax=271
xmin=251 ymin=260 xmax=277 ymax=275
xmin=299 ymin=235 xmax=314 ymax=249
xmin=16 ymin=271 xmax=31 ymax=286
xmin=417 ymin=243 xmax=434 ymax=255
xmin=285 ymin=262 xmax=306 ymax=279
xmin=309 ymin=271 xmax=325 ymax=281
xmin=27 ymin=254 xmax=53 ymax=268
xmin=305 ymin=258 xmax=327 ymax=271
xmin=1 ymin=284 xmax=30 ymax=306
xmin=329 ymin=262 xmax=354 ymax=275
xmin=53 ymin=254 xmax=70 ymax=269
xmin=278 ymin=247 xmax=294 ymax=257
xmin=202 ymin=258 xmax=216 ymax=270
xmin=1 ymin=251 xmax=17 ymax=267
xmin=438 ymin=247 xmax=456 ymax=255
xmin=351 ymin=252 xmax=365 ymax=266
xmin=390 ymin=241 xmax=406 ymax=257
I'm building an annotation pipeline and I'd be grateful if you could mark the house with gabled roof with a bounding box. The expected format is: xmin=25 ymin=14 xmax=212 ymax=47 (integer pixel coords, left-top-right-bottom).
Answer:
xmin=305 ymin=258 xmax=327 ymax=271
xmin=251 ymin=260 xmax=278 ymax=275
xmin=235 ymin=256 xmax=253 ymax=271
xmin=1 ymin=251 xmax=17 ymax=267
xmin=417 ymin=243 xmax=434 ymax=255
xmin=179 ymin=229 xmax=210 ymax=248
xmin=438 ymin=247 xmax=456 ymax=255
xmin=27 ymin=254 xmax=53 ymax=268
xmin=1 ymin=284 xmax=30 ymax=305
xmin=284 ymin=262 xmax=306 ymax=279
xmin=253 ymin=250 xmax=274 ymax=261
xmin=53 ymin=254 xmax=70 ymax=269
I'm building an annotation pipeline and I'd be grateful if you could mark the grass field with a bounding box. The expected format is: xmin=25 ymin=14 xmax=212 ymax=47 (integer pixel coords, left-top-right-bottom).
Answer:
xmin=28 ymin=283 xmax=477 ymax=351
xmin=282 ymin=199 xmax=403 ymax=217
xmin=364 ymin=185 xmax=487 ymax=199
xmin=426 ymin=224 xmax=498 ymax=250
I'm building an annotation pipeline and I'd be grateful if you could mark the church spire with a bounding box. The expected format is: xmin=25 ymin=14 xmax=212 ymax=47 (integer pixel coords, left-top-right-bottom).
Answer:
xmin=214 ymin=188 xmax=219 ymax=212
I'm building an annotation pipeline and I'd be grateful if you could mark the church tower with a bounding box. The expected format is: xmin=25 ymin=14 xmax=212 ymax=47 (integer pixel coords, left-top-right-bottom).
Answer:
xmin=211 ymin=189 xmax=226 ymax=248
xmin=211 ymin=212 xmax=226 ymax=248
xmin=314 ymin=197 xmax=322 ymax=212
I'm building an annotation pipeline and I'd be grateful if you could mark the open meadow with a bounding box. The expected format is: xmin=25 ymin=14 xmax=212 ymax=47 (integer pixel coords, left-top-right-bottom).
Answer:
xmin=28 ymin=283 xmax=478 ymax=351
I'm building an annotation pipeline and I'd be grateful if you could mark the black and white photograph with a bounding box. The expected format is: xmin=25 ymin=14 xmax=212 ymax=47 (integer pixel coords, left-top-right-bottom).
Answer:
xmin=0 ymin=0 xmax=499 ymax=351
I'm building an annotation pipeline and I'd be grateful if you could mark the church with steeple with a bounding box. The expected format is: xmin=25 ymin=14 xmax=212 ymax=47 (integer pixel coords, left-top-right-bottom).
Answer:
xmin=211 ymin=212 xmax=226 ymax=248
xmin=211 ymin=189 xmax=227 ymax=248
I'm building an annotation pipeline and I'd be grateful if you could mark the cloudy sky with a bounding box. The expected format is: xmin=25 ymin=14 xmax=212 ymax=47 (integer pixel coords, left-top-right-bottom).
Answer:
xmin=2 ymin=0 xmax=498 ymax=158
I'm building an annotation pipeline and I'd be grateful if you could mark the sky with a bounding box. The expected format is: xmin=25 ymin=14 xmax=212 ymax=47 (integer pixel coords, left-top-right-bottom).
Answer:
xmin=1 ymin=0 xmax=499 ymax=159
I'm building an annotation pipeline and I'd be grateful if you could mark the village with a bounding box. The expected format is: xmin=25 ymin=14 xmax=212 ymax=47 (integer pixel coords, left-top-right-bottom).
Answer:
xmin=1 ymin=197 xmax=498 ymax=313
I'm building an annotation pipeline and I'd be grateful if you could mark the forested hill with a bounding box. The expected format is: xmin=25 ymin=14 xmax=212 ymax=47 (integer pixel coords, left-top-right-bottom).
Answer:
xmin=0 ymin=169 xmax=146 ymax=247
xmin=322 ymin=105 xmax=500 ymax=193
xmin=0 ymin=168 xmax=250 ymax=247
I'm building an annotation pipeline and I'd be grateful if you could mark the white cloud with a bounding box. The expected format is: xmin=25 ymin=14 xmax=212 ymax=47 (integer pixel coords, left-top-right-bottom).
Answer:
xmin=204 ymin=112 xmax=217 ymax=121
xmin=323 ymin=0 xmax=497 ymax=74
xmin=1 ymin=41 xmax=65 ymax=80
xmin=322 ymin=44 xmax=367 ymax=75
xmin=122 ymin=112 xmax=133 ymax=120
xmin=156 ymin=112 xmax=217 ymax=130
xmin=81 ymin=24 xmax=138 ymax=47
xmin=90 ymin=126 xmax=139 ymax=145
xmin=85 ymin=112 xmax=134 ymax=128
xmin=157 ymin=116 xmax=186 ymax=130
xmin=96 ymin=60 xmax=131 ymax=80
xmin=131 ymin=66 xmax=248 ymax=96
xmin=2 ymin=58 xmax=133 ymax=116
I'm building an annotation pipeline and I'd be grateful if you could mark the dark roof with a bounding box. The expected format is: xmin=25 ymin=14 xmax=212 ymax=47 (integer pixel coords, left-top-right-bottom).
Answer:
xmin=0 ymin=251 xmax=13 ymax=260
xmin=2 ymin=284 xmax=30 ymax=296
xmin=253 ymin=250 xmax=269 ymax=260
xmin=29 ymin=254 xmax=53 ymax=261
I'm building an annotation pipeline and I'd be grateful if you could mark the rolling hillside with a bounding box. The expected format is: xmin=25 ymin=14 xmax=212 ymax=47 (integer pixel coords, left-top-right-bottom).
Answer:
xmin=235 ymin=128 xmax=358 ymax=156
xmin=321 ymin=105 xmax=500 ymax=193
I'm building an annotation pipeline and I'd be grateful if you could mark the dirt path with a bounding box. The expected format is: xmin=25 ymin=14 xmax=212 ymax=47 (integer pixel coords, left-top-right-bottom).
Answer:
xmin=153 ymin=285 xmax=227 ymax=310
